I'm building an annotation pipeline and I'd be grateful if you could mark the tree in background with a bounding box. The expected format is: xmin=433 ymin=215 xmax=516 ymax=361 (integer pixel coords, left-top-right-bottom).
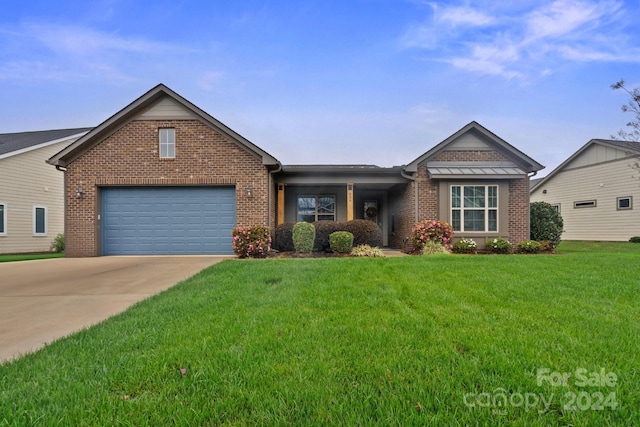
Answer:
xmin=611 ymin=79 xmax=640 ymax=141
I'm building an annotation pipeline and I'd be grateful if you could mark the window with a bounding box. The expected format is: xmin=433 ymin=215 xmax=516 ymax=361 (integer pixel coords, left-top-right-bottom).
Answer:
xmin=574 ymin=200 xmax=596 ymax=208
xmin=617 ymin=196 xmax=632 ymax=210
xmin=33 ymin=206 xmax=47 ymax=235
xmin=159 ymin=128 xmax=175 ymax=158
xmin=551 ymin=204 xmax=561 ymax=214
xmin=0 ymin=203 xmax=6 ymax=235
xmin=297 ymin=195 xmax=336 ymax=222
xmin=451 ymin=185 xmax=498 ymax=232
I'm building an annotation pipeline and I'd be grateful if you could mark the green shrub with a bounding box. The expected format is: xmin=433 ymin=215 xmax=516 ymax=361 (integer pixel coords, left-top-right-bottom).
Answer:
xmin=292 ymin=222 xmax=315 ymax=253
xmin=312 ymin=221 xmax=342 ymax=252
xmin=329 ymin=231 xmax=354 ymax=254
xmin=421 ymin=240 xmax=450 ymax=255
xmin=530 ymin=202 xmax=564 ymax=248
xmin=630 ymin=236 xmax=640 ymax=243
xmin=272 ymin=222 xmax=295 ymax=252
xmin=411 ymin=220 xmax=454 ymax=251
xmin=232 ymin=226 xmax=271 ymax=258
xmin=344 ymin=220 xmax=383 ymax=247
xmin=351 ymin=244 xmax=385 ymax=257
xmin=50 ymin=233 xmax=65 ymax=253
xmin=487 ymin=237 xmax=513 ymax=254
xmin=517 ymin=240 xmax=542 ymax=254
xmin=453 ymin=238 xmax=477 ymax=254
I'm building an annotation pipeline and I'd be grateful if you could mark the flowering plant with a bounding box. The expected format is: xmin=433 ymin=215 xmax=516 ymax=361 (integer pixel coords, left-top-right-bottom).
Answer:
xmin=411 ymin=220 xmax=454 ymax=251
xmin=453 ymin=238 xmax=477 ymax=254
xmin=487 ymin=237 xmax=513 ymax=254
xmin=516 ymin=240 xmax=542 ymax=254
xmin=232 ymin=226 xmax=272 ymax=258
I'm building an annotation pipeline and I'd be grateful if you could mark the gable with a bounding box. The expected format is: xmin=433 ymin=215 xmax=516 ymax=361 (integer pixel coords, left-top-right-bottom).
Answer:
xmin=441 ymin=132 xmax=493 ymax=151
xmin=136 ymin=97 xmax=199 ymax=121
xmin=564 ymin=143 xmax=634 ymax=170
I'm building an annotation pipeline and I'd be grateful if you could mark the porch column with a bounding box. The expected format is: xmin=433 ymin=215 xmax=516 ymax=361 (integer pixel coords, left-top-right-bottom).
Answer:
xmin=277 ymin=183 xmax=285 ymax=225
xmin=347 ymin=183 xmax=354 ymax=221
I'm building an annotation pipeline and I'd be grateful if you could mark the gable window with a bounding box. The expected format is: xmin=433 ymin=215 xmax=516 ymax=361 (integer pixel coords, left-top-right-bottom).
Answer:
xmin=574 ymin=200 xmax=596 ymax=208
xmin=617 ymin=196 xmax=632 ymax=210
xmin=33 ymin=206 xmax=47 ymax=235
xmin=451 ymin=185 xmax=498 ymax=232
xmin=159 ymin=128 xmax=175 ymax=158
xmin=0 ymin=203 xmax=6 ymax=235
xmin=297 ymin=195 xmax=336 ymax=222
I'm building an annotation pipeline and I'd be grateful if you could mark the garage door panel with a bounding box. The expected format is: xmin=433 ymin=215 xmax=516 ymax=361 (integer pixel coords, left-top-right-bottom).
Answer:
xmin=101 ymin=187 xmax=236 ymax=255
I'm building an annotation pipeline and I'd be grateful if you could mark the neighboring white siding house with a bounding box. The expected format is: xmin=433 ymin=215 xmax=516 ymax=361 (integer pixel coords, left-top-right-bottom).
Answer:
xmin=0 ymin=129 xmax=91 ymax=254
xmin=531 ymin=139 xmax=640 ymax=241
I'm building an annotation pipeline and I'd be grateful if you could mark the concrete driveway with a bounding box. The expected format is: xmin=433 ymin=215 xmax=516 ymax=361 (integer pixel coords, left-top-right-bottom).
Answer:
xmin=0 ymin=256 xmax=229 ymax=363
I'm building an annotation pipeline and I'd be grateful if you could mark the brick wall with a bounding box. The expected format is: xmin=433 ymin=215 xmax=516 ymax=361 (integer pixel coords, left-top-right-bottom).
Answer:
xmin=388 ymin=182 xmax=415 ymax=250
xmin=508 ymin=177 xmax=531 ymax=244
xmin=65 ymin=119 xmax=270 ymax=257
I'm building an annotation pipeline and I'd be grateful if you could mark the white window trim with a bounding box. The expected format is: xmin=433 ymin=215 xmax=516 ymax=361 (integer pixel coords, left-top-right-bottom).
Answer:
xmin=0 ymin=202 xmax=6 ymax=236
xmin=159 ymin=128 xmax=176 ymax=159
xmin=617 ymin=196 xmax=632 ymax=211
xmin=33 ymin=205 xmax=47 ymax=236
xmin=551 ymin=203 xmax=561 ymax=214
xmin=451 ymin=185 xmax=499 ymax=233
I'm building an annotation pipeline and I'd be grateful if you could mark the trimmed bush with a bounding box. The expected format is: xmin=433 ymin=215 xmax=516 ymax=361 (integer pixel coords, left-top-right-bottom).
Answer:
xmin=351 ymin=244 xmax=385 ymax=257
xmin=453 ymin=238 xmax=477 ymax=254
xmin=272 ymin=222 xmax=295 ymax=252
xmin=517 ymin=240 xmax=542 ymax=254
xmin=487 ymin=237 xmax=513 ymax=254
xmin=50 ymin=233 xmax=65 ymax=253
xmin=232 ymin=226 xmax=271 ymax=258
xmin=530 ymin=202 xmax=563 ymax=248
xmin=344 ymin=220 xmax=383 ymax=247
xmin=630 ymin=236 xmax=640 ymax=243
xmin=330 ymin=231 xmax=354 ymax=254
xmin=411 ymin=220 xmax=454 ymax=251
xmin=313 ymin=221 xmax=342 ymax=252
xmin=421 ymin=241 xmax=449 ymax=255
xmin=292 ymin=222 xmax=315 ymax=253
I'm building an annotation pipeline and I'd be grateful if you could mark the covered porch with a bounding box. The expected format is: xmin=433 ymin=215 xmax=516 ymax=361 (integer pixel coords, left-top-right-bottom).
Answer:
xmin=274 ymin=165 xmax=411 ymax=247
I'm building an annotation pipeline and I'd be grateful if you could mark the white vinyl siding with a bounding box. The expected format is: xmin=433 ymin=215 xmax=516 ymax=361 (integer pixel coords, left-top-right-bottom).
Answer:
xmin=33 ymin=206 xmax=47 ymax=235
xmin=531 ymin=156 xmax=640 ymax=241
xmin=0 ymin=141 xmax=69 ymax=253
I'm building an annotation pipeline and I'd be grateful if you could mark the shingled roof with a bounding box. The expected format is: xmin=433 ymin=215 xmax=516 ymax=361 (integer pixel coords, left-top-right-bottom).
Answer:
xmin=0 ymin=128 xmax=92 ymax=157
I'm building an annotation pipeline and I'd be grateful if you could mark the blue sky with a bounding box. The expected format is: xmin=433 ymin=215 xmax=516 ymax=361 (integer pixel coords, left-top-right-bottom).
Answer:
xmin=1 ymin=0 xmax=639 ymax=175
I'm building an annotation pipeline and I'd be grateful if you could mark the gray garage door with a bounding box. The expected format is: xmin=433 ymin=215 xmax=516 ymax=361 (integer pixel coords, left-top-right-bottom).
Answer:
xmin=101 ymin=187 xmax=236 ymax=255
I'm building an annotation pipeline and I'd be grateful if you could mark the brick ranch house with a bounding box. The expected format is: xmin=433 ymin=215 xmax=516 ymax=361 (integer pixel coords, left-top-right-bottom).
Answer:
xmin=47 ymin=84 xmax=544 ymax=256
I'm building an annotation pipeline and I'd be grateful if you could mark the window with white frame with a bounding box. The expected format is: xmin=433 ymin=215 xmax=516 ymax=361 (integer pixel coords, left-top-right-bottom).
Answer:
xmin=159 ymin=128 xmax=175 ymax=158
xmin=297 ymin=195 xmax=336 ymax=222
xmin=551 ymin=203 xmax=561 ymax=214
xmin=0 ymin=203 xmax=6 ymax=235
xmin=33 ymin=206 xmax=47 ymax=235
xmin=451 ymin=185 xmax=498 ymax=232
xmin=617 ymin=196 xmax=632 ymax=210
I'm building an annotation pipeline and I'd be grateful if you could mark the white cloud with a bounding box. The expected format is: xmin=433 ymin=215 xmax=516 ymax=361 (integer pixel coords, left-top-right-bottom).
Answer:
xmin=401 ymin=0 xmax=636 ymax=80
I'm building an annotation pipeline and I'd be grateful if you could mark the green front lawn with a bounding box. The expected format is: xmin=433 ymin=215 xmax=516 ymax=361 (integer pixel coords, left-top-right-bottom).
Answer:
xmin=0 ymin=253 xmax=64 ymax=262
xmin=1 ymin=242 xmax=638 ymax=425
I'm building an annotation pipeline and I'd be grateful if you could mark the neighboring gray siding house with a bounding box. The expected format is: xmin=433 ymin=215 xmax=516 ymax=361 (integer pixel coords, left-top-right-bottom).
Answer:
xmin=0 ymin=128 xmax=91 ymax=254
xmin=530 ymin=139 xmax=640 ymax=241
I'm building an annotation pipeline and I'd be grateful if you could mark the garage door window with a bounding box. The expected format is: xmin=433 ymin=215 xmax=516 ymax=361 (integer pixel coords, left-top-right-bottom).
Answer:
xmin=159 ymin=128 xmax=175 ymax=158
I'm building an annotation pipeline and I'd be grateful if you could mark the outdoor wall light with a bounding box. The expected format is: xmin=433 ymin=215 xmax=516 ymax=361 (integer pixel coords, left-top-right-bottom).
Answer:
xmin=76 ymin=188 xmax=84 ymax=199
xmin=247 ymin=187 xmax=253 ymax=198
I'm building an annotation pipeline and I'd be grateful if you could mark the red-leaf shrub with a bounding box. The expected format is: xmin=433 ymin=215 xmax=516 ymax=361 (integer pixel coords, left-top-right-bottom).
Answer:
xmin=344 ymin=219 xmax=383 ymax=247
xmin=411 ymin=220 xmax=454 ymax=251
xmin=232 ymin=226 xmax=272 ymax=258
xmin=273 ymin=222 xmax=296 ymax=252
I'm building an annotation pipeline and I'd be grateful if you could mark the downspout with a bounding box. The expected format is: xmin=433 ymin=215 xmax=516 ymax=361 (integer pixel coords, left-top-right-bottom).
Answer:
xmin=401 ymin=169 xmax=419 ymax=223
xmin=268 ymin=164 xmax=282 ymax=228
